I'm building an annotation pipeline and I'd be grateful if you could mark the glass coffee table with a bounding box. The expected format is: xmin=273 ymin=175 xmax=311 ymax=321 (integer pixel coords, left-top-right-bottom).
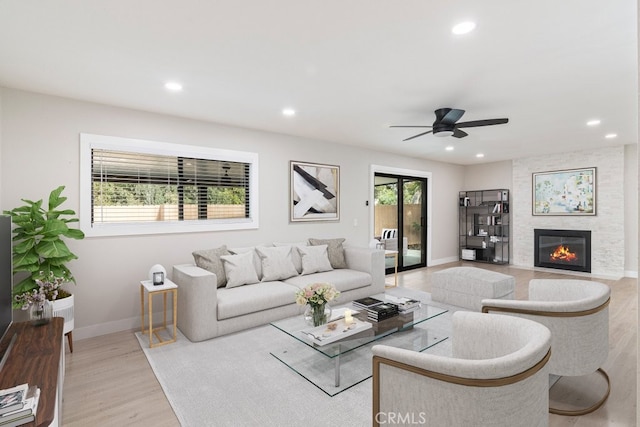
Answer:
xmin=270 ymin=297 xmax=448 ymax=396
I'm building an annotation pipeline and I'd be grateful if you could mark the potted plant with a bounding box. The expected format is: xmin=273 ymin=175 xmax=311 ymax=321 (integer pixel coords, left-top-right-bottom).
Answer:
xmin=3 ymin=186 xmax=84 ymax=337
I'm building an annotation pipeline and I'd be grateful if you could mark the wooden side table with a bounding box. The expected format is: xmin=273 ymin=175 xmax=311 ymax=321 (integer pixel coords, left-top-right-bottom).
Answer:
xmin=384 ymin=250 xmax=399 ymax=288
xmin=140 ymin=279 xmax=178 ymax=348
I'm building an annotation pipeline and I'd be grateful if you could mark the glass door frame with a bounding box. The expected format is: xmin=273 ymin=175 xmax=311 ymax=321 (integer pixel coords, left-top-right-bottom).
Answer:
xmin=370 ymin=165 xmax=431 ymax=274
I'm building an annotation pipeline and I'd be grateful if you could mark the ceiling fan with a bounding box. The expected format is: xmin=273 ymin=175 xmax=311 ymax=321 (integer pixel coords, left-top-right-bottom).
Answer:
xmin=390 ymin=108 xmax=509 ymax=141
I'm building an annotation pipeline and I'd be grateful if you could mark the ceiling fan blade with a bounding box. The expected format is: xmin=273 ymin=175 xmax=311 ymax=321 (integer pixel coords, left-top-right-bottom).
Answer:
xmin=403 ymin=130 xmax=433 ymax=141
xmin=456 ymin=118 xmax=509 ymax=128
xmin=452 ymin=128 xmax=468 ymax=138
xmin=389 ymin=125 xmax=432 ymax=128
xmin=439 ymin=108 xmax=465 ymax=125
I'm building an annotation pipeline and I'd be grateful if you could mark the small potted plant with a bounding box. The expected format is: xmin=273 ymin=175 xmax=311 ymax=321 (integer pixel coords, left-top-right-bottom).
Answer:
xmin=3 ymin=186 xmax=84 ymax=331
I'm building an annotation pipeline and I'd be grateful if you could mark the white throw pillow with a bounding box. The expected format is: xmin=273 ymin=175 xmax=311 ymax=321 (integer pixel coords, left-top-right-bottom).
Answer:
xmin=297 ymin=244 xmax=333 ymax=275
xmin=273 ymin=241 xmax=307 ymax=273
xmin=255 ymin=246 xmax=298 ymax=281
xmin=220 ymin=251 xmax=260 ymax=288
xmin=229 ymin=245 xmax=265 ymax=280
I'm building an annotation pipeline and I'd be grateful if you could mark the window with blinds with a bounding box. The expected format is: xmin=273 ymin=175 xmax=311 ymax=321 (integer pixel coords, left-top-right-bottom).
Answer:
xmin=80 ymin=134 xmax=259 ymax=236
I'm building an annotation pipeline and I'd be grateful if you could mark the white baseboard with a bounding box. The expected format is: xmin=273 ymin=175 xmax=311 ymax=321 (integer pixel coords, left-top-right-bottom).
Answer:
xmin=74 ymin=311 xmax=175 ymax=340
xmin=429 ymin=256 xmax=459 ymax=266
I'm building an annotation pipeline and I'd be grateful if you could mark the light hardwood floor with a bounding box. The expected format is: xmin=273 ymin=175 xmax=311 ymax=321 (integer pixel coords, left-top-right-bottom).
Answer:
xmin=61 ymin=262 xmax=637 ymax=426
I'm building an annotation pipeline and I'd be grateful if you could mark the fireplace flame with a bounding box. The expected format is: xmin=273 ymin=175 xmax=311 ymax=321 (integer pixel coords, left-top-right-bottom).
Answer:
xmin=549 ymin=245 xmax=577 ymax=262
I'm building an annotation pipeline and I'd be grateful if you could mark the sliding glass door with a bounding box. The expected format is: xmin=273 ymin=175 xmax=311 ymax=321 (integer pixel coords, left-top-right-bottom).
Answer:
xmin=374 ymin=173 xmax=427 ymax=273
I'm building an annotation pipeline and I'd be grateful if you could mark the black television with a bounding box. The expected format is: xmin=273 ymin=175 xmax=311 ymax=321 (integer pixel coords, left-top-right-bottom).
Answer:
xmin=0 ymin=215 xmax=14 ymax=369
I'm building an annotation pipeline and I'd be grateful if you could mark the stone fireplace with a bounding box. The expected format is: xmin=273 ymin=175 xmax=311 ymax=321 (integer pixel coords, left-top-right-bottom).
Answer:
xmin=534 ymin=229 xmax=591 ymax=273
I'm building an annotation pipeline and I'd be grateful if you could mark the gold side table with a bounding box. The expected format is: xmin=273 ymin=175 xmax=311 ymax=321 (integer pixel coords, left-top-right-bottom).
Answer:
xmin=384 ymin=250 xmax=399 ymax=288
xmin=140 ymin=279 xmax=178 ymax=348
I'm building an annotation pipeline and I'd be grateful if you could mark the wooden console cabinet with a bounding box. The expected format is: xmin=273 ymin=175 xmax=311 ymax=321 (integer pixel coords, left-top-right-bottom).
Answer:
xmin=0 ymin=318 xmax=64 ymax=427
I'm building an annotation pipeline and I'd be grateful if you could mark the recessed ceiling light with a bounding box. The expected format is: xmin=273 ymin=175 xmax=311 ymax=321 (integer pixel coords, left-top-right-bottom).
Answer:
xmin=586 ymin=119 xmax=601 ymax=126
xmin=476 ymin=153 xmax=484 ymax=158
xmin=282 ymin=108 xmax=296 ymax=117
xmin=164 ymin=81 xmax=183 ymax=92
xmin=452 ymin=21 xmax=476 ymax=35
xmin=445 ymin=146 xmax=454 ymax=151
xmin=605 ymin=133 xmax=617 ymax=139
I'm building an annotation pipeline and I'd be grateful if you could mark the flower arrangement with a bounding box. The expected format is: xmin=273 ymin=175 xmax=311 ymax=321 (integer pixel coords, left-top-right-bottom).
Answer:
xmin=295 ymin=283 xmax=340 ymax=327
xmin=14 ymin=274 xmax=65 ymax=311
xmin=295 ymin=282 xmax=340 ymax=308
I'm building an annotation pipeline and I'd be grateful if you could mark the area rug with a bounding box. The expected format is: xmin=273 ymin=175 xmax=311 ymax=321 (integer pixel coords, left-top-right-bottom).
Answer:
xmin=136 ymin=288 xmax=454 ymax=427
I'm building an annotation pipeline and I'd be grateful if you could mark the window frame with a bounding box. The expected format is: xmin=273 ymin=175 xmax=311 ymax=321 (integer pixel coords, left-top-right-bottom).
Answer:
xmin=80 ymin=133 xmax=259 ymax=237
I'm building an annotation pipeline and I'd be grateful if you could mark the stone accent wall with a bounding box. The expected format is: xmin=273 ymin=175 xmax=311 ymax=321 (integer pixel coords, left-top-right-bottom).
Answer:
xmin=512 ymin=146 xmax=625 ymax=277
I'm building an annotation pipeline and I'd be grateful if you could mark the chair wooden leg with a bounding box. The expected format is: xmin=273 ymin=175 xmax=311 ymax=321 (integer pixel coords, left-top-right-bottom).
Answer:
xmin=550 ymin=368 xmax=610 ymax=416
xmin=66 ymin=331 xmax=73 ymax=353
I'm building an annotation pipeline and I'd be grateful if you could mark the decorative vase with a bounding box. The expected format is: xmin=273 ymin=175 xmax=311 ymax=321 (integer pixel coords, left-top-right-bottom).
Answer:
xmin=304 ymin=303 xmax=332 ymax=327
xmin=29 ymin=300 xmax=53 ymax=326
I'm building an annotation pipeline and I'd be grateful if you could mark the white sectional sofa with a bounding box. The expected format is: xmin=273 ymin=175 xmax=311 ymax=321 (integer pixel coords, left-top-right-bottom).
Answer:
xmin=172 ymin=240 xmax=385 ymax=342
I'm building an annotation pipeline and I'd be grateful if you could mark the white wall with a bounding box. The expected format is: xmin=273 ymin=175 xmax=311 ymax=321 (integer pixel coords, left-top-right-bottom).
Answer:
xmin=513 ymin=146 xmax=627 ymax=278
xmin=463 ymin=160 xmax=513 ymax=191
xmin=0 ymin=88 xmax=464 ymax=338
xmin=624 ymin=144 xmax=638 ymax=275
xmin=465 ymin=152 xmax=638 ymax=278
xmin=1 ymin=88 xmax=635 ymax=339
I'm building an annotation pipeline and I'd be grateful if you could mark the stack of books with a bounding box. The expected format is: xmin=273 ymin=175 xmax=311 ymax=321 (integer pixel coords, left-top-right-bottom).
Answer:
xmin=366 ymin=303 xmax=399 ymax=322
xmin=383 ymin=296 xmax=421 ymax=313
xmin=352 ymin=297 xmax=384 ymax=310
xmin=0 ymin=383 xmax=40 ymax=427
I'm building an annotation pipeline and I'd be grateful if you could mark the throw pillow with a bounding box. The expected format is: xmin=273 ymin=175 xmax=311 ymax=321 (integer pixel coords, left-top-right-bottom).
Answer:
xmin=297 ymin=244 xmax=333 ymax=275
xmin=308 ymin=238 xmax=347 ymax=269
xmin=220 ymin=251 xmax=260 ymax=288
xmin=192 ymin=245 xmax=230 ymax=288
xmin=229 ymin=246 xmax=265 ymax=280
xmin=273 ymin=241 xmax=307 ymax=273
xmin=255 ymin=246 xmax=299 ymax=281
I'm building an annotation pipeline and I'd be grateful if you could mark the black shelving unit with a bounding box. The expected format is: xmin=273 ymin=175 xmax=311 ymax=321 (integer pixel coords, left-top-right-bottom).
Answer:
xmin=459 ymin=189 xmax=509 ymax=264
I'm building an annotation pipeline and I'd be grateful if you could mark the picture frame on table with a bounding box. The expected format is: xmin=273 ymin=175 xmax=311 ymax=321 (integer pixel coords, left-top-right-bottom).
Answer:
xmin=290 ymin=161 xmax=340 ymax=222
xmin=532 ymin=167 xmax=596 ymax=216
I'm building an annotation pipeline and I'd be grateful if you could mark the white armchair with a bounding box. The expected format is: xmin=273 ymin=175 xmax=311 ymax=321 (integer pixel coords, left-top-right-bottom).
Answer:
xmin=380 ymin=228 xmax=408 ymax=256
xmin=482 ymin=279 xmax=611 ymax=416
xmin=372 ymin=311 xmax=551 ymax=427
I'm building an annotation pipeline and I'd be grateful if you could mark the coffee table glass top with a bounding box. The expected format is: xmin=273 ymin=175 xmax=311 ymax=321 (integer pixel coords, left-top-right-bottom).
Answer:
xmin=269 ymin=295 xmax=449 ymax=396
xmin=270 ymin=298 xmax=448 ymax=358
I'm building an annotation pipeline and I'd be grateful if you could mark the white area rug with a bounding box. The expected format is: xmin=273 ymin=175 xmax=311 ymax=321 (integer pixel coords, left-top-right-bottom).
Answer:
xmin=136 ymin=288 xmax=454 ymax=427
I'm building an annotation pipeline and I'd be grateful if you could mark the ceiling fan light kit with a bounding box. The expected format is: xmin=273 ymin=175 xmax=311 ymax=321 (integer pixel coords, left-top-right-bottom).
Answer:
xmin=391 ymin=107 xmax=509 ymax=141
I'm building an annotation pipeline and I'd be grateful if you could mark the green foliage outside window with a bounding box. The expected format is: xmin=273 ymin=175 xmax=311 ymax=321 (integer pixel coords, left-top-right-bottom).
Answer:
xmin=92 ymin=182 xmax=245 ymax=205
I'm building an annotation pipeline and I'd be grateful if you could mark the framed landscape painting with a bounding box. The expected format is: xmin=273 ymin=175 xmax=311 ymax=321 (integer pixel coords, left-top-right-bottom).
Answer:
xmin=290 ymin=161 xmax=340 ymax=222
xmin=532 ymin=167 xmax=596 ymax=215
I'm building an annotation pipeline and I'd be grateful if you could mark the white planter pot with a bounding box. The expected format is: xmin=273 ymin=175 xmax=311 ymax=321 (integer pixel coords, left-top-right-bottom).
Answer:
xmin=52 ymin=293 xmax=74 ymax=335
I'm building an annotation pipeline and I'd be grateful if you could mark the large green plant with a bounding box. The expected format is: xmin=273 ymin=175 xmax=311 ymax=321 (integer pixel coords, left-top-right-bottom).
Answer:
xmin=3 ymin=186 xmax=85 ymax=306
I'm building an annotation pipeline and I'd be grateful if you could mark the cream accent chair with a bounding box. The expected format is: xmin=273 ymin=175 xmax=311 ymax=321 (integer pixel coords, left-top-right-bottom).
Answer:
xmin=372 ymin=311 xmax=551 ymax=427
xmin=482 ymin=279 xmax=611 ymax=416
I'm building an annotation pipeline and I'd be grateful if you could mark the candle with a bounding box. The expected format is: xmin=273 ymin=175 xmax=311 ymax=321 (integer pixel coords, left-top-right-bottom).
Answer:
xmin=344 ymin=309 xmax=353 ymax=325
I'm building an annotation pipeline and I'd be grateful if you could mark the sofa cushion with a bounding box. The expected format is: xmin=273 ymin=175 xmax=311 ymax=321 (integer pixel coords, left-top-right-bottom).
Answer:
xmin=297 ymin=244 xmax=333 ymax=275
xmin=283 ymin=269 xmax=371 ymax=293
xmin=308 ymin=237 xmax=347 ymax=269
xmin=217 ymin=281 xmax=298 ymax=320
xmin=229 ymin=245 xmax=266 ymax=279
xmin=255 ymin=246 xmax=298 ymax=281
xmin=273 ymin=241 xmax=307 ymax=273
xmin=192 ymin=245 xmax=230 ymax=288
xmin=220 ymin=251 xmax=260 ymax=288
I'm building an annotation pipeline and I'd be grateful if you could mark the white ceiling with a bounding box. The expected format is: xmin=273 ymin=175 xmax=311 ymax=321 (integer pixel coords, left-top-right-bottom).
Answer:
xmin=0 ymin=1 xmax=636 ymax=165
